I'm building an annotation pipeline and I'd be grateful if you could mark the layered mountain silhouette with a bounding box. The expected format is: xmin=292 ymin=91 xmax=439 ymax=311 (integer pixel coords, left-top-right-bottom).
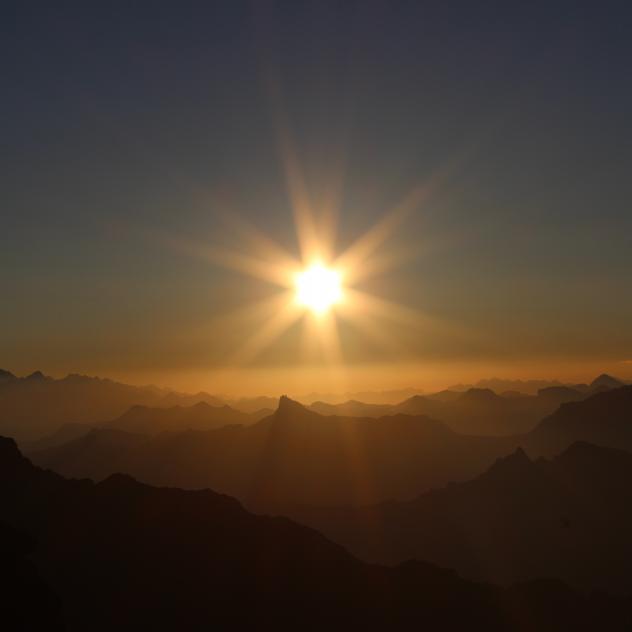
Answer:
xmin=0 ymin=371 xmax=232 ymax=441
xmin=282 ymin=441 xmax=632 ymax=592
xmin=30 ymin=396 xmax=518 ymax=507
xmin=589 ymin=373 xmax=626 ymax=391
xmin=30 ymin=385 xmax=632 ymax=509
xmin=308 ymin=375 xmax=625 ymax=435
xmin=2 ymin=436 xmax=631 ymax=631
xmin=527 ymin=385 xmax=632 ymax=456
xmin=25 ymin=401 xmax=271 ymax=451
xmin=3 ymin=368 xmax=624 ymax=443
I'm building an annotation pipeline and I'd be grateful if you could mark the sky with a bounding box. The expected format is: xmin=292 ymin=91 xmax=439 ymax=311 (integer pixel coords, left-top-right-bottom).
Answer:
xmin=2 ymin=1 xmax=632 ymax=394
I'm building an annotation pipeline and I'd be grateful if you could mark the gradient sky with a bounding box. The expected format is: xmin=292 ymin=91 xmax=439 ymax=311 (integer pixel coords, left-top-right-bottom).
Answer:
xmin=2 ymin=1 xmax=632 ymax=394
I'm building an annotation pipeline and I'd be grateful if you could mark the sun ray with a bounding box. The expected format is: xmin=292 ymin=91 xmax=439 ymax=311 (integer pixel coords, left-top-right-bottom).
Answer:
xmin=210 ymin=291 xmax=293 ymax=333
xmin=315 ymin=311 xmax=345 ymax=366
xmin=215 ymin=209 xmax=301 ymax=273
xmin=343 ymin=287 xmax=485 ymax=350
xmin=340 ymin=246 xmax=420 ymax=286
xmin=268 ymin=99 xmax=322 ymax=263
xmin=154 ymin=230 xmax=296 ymax=288
xmin=228 ymin=293 xmax=303 ymax=366
xmin=333 ymin=184 xmax=429 ymax=285
xmin=336 ymin=305 xmax=412 ymax=360
xmin=341 ymin=288 xmax=425 ymax=329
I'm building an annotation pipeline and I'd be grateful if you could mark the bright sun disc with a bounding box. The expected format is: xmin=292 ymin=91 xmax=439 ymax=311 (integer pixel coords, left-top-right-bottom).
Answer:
xmin=295 ymin=264 xmax=343 ymax=314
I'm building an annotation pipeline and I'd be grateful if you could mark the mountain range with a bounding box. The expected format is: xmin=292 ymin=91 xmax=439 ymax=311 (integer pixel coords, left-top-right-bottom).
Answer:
xmin=29 ymin=385 xmax=632 ymax=512
xmin=282 ymin=441 xmax=632 ymax=592
xmin=23 ymin=401 xmax=271 ymax=451
xmin=309 ymin=374 xmax=626 ymax=435
xmin=1 ymin=436 xmax=630 ymax=631
xmin=2 ymin=368 xmax=624 ymax=442
xmin=29 ymin=395 xmax=514 ymax=507
xmin=0 ymin=371 xmax=231 ymax=441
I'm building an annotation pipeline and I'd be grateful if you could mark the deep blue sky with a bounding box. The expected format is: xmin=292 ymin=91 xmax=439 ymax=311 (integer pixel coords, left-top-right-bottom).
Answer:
xmin=2 ymin=1 xmax=632 ymax=392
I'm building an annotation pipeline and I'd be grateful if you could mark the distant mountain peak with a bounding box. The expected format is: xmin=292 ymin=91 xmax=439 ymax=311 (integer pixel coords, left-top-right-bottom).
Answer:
xmin=192 ymin=400 xmax=213 ymax=410
xmin=0 ymin=436 xmax=27 ymax=472
xmin=0 ymin=436 xmax=21 ymax=457
xmin=590 ymin=374 xmax=624 ymax=389
xmin=276 ymin=395 xmax=309 ymax=415
xmin=484 ymin=447 xmax=535 ymax=480
xmin=459 ymin=388 xmax=500 ymax=403
xmin=504 ymin=446 xmax=531 ymax=464
xmin=25 ymin=370 xmax=47 ymax=381
xmin=99 ymin=472 xmax=140 ymax=488
xmin=556 ymin=440 xmax=632 ymax=468
xmin=0 ymin=369 xmax=16 ymax=381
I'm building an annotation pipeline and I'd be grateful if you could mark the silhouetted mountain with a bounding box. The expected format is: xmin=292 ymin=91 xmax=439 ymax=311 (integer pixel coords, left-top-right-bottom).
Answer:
xmin=30 ymin=397 xmax=516 ymax=508
xmin=309 ymin=389 xmax=568 ymax=435
xmin=23 ymin=401 xmax=270 ymax=452
xmin=0 ymin=369 xmax=16 ymax=383
xmin=308 ymin=379 xmax=622 ymax=436
xmin=461 ymin=387 xmax=503 ymax=404
xmin=537 ymin=386 xmax=585 ymax=404
xmin=225 ymin=395 xmax=280 ymax=413
xmin=22 ymin=422 xmax=92 ymax=452
xmin=309 ymin=399 xmax=392 ymax=417
xmin=102 ymin=401 xmax=269 ymax=434
xmin=285 ymin=441 xmax=632 ymax=592
xmin=499 ymin=390 xmax=531 ymax=399
xmin=590 ymin=373 xmax=625 ymax=390
xmin=158 ymin=389 xmax=225 ymax=408
xmin=302 ymin=387 xmax=425 ymax=405
xmin=426 ymin=389 xmax=463 ymax=402
xmin=527 ymin=385 xmax=632 ymax=456
xmin=3 ymin=437 xmax=631 ymax=631
xmin=30 ymin=386 xmax=632 ymax=510
xmin=0 ymin=371 xmax=228 ymax=441
xmin=473 ymin=378 xmax=565 ymax=395
xmin=26 ymin=370 xmax=49 ymax=381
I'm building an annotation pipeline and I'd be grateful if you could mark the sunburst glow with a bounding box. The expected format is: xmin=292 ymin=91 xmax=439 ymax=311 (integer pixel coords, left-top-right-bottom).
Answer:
xmin=295 ymin=264 xmax=343 ymax=314
xmin=154 ymin=110 xmax=452 ymax=372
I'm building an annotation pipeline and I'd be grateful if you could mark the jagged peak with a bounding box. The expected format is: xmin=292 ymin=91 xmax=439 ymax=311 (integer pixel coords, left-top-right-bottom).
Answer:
xmin=404 ymin=394 xmax=427 ymax=403
xmin=557 ymin=440 xmax=630 ymax=465
xmin=483 ymin=447 xmax=535 ymax=480
xmin=276 ymin=395 xmax=310 ymax=416
xmin=0 ymin=436 xmax=28 ymax=469
xmin=0 ymin=435 xmax=22 ymax=457
xmin=590 ymin=373 xmax=624 ymax=389
xmin=25 ymin=370 xmax=47 ymax=381
xmin=63 ymin=373 xmax=95 ymax=382
xmin=99 ymin=472 xmax=140 ymax=487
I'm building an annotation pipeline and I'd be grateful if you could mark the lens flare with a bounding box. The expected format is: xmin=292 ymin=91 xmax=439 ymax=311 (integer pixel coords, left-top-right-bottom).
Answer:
xmin=295 ymin=264 xmax=343 ymax=314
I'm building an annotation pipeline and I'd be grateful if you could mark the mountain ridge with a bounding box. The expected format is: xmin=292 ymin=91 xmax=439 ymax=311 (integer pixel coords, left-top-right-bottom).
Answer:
xmin=7 ymin=436 xmax=632 ymax=630
xmin=283 ymin=439 xmax=632 ymax=592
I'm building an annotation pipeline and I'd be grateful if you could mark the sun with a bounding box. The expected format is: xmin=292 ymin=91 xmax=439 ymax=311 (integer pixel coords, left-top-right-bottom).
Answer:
xmin=168 ymin=129 xmax=428 ymax=365
xmin=295 ymin=263 xmax=343 ymax=315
